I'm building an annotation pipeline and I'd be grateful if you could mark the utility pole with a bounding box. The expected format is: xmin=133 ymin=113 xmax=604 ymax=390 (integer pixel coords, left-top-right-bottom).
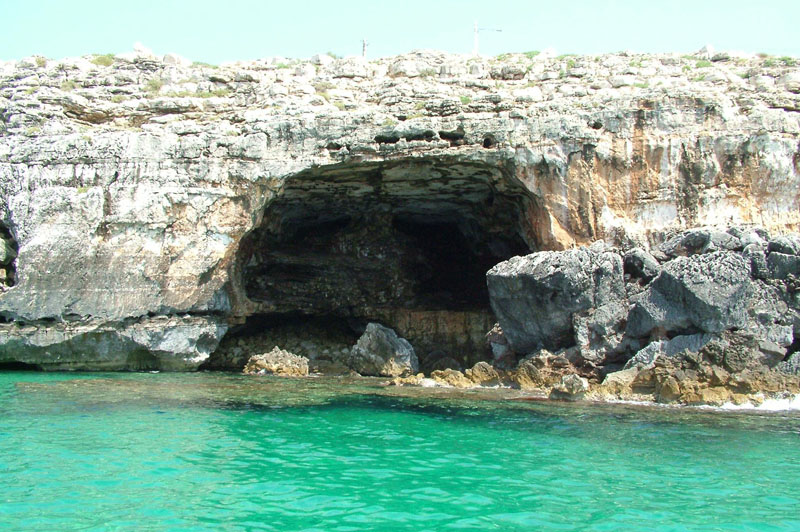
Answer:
xmin=473 ymin=20 xmax=502 ymax=56
xmin=362 ymin=39 xmax=368 ymax=58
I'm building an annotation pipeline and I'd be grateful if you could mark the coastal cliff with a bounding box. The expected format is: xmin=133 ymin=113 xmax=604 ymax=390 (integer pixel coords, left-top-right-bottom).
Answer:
xmin=0 ymin=48 xmax=799 ymax=373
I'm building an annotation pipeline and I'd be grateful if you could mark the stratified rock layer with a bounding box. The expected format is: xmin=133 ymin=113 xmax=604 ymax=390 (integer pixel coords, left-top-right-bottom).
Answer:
xmin=1 ymin=49 xmax=799 ymax=369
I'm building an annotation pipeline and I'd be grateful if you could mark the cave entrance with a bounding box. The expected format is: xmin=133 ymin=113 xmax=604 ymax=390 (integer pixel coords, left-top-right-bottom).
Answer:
xmin=232 ymin=157 xmax=536 ymax=367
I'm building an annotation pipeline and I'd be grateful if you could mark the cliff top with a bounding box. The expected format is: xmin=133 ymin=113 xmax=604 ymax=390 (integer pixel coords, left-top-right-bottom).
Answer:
xmin=2 ymin=48 xmax=799 ymax=139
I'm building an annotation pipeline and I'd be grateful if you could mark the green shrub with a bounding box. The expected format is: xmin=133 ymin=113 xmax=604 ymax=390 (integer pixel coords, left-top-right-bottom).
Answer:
xmin=524 ymin=50 xmax=540 ymax=59
xmin=110 ymin=94 xmax=126 ymax=103
xmin=556 ymin=53 xmax=576 ymax=60
xmin=634 ymin=82 xmax=649 ymax=89
xmin=418 ymin=68 xmax=437 ymax=78
xmin=333 ymin=101 xmax=346 ymax=111
xmin=567 ymin=58 xmax=576 ymax=69
xmin=145 ymin=78 xmax=165 ymax=94
xmin=61 ymin=80 xmax=77 ymax=91
xmin=382 ymin=117 xmax=397 ymax=127
xmin=35 ymin=57 xmax=47 ymax=67
xmin=695 ymin=60 xmax=712 ymax=68
xmin=763 ymin=58 xmax=777 ymax=67
xmin=90 ymin=54 xmax=115 ymax=67
xmin=313 ymin=81 xmax=334 ymax=92
xmin=496 ymin=53 xmax=511 ymax=61
xmin=460 ymin=95 xmax=472 ymax=104
xmin=327 ymin=52 xmax=341 ymax=59
xmin=192 ymin=61 xmax=218 ymax=69
xmin=276 ymin=62 xmax=291 ymax=69
xmin=779 ymin=56 xmax=797 ymax=66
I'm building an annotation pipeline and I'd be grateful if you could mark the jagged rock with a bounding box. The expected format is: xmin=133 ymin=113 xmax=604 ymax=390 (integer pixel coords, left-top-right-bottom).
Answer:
xmin=387 ymin=373 xmax=426 ymax=386
xmin=2 ymin=50 xmax=800 ymax=371
xmin=768 ymin=234 xmax=800 ymax=255
xmin=485 ymin=323 xmax=510 ymax=360
xmin=778 ymin=352 xmax=800 ymax=375
xmin=347 ymin=323 xmax=418 ymax=377
xmin=659 ymin=229 xmax=742 ymax=257
xmin=624 ymin=333 xmax=715 ymax=370
xmin=487 ymin=245 xmax=625 ymax=354
xmin=0 ymin=316 xmax=226 ymax=371
xmin=743 ymin=243 xmax=769 ymax=279
xmin=243 ymin=347 xmax=309 ymax=376
xmin=572 ymin=301 xmax=628 ymax=364
xmin=464 ymin=361 xmax=501 ymax=386
xmin=549 ymin=374 xmax=589 ymax=400
xmin=430 ymin=368 xmax=473 ymax=388
xmin=512 ymin=350 xmax=576 ymax=390
xmin=766 ymin=252 xmax=800 ymax=279
xmin=627 ymin=252 xmax=752 ymax=337
xmin=623 ymin=247 xmax=660 ymax=283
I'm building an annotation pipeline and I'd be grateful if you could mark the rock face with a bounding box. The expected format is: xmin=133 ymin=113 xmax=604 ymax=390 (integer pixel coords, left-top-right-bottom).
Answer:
xmin=488 ymin=227 xmax=800 ymax=395
xmin=347 ymin=323 xmax=418 ymax=377
xmin=242 ymin=347 xmax=309 ymax=376
xmin=1 ymin=49 xmax=799 ymax=370
xmin=487 ymin=242 xmax=627 ymax=359
xmin=0 ymin=316 xmax=225 ymax=370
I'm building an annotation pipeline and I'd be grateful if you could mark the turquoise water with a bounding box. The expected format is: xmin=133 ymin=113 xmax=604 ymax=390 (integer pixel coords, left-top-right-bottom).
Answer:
xmin=1 ymin=372 xmax=799 ymax=531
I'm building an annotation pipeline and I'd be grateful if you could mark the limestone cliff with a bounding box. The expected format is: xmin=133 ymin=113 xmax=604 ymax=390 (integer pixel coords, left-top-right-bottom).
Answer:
xmin=0 ymin=49 xmax=798 ymax=370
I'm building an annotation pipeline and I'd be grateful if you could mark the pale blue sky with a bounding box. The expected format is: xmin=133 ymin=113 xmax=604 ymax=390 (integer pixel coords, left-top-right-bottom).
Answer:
xmin=3 ymin=0 xmax=799 ymax=63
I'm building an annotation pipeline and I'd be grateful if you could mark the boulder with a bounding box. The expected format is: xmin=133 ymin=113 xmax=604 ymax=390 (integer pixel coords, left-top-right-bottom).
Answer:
xmin=430 ymin=368 xmax=473 ymax=388
xmin=623 ymin=247 xmax=660 ymax=283
xmin=465 ymin=361 xmax=501 ymax=386
xmin=243 ymin=347 xmax=309 ymax=376
xmin=512 ymin=350 xmax=575 ymax=390
xmin=487 ymin=245 xmax=625 ymax=353
xmin=347 ymin=323 xmax=418 ymax=377
xmin=627 ymin=252 xmax=752 ymax=337
xmin=659 ymin=229 xmax=741 ymax=257
xmin=768 ymin=234 xmax=800 ymax=255
xmin=549 ymin=374 xmax=589 ymax=400
xmin=766 ymin=252 xmax=800 ymax=279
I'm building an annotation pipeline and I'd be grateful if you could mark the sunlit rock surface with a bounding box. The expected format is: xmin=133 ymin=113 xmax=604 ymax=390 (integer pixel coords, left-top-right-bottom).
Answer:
xmin=1 ymin=49 xmax=799 ymax=369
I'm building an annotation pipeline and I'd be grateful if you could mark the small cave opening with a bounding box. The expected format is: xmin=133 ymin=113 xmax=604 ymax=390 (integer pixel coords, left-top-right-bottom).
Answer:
xmin=224 ymin=158 xmax=537 ymax=368
xmin=203 ymin=312 xmax=363 ymax=371
xmin=0 ymin=361 xmax=42 ymax=371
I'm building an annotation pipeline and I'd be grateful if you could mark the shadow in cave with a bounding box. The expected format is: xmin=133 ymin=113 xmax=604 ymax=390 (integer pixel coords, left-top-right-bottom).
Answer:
xmin=222 ymin=158 xmax=538 ymax=367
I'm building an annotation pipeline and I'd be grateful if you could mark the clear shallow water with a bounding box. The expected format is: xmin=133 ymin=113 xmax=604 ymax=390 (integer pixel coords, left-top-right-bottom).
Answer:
xmin=1 ymin=372 xmax=799 ymax=531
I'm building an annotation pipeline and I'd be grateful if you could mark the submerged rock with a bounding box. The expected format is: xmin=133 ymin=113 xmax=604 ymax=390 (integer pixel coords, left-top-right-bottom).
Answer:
xmin=347 ymin=323 xmax=418 ymax=377
xmin=243 ymin=347 xmax=309 ymax=376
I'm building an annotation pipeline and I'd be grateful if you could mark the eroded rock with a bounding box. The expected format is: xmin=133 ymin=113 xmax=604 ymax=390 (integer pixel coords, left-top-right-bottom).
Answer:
xmin=243 ymin=347 xmax=309 ymax=376
xmin=347 ymin=323 xmax=418 ymax=377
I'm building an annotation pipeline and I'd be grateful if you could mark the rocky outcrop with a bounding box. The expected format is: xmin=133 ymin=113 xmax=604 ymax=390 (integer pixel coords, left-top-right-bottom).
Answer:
xmin=0 ymin=315 xmax=225 ymax=370
xmin=242 ymin=347 xmax=309 ymax=376
xmin=347 ymin=323 xmax=418 ymax=377
xmin=488 ymin=226 xmax=800 ymax=402
xmin=1 ymin=48 xmax=799 ymax=370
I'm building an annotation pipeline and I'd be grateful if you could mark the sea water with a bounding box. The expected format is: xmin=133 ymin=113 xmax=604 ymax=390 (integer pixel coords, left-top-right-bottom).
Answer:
xmin=1 ymin=371 xmax=799 ymax=531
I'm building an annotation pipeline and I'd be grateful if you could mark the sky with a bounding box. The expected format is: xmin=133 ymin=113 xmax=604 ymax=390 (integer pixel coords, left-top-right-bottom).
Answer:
xmin=3 ymin=0 xmax=800 ymax=63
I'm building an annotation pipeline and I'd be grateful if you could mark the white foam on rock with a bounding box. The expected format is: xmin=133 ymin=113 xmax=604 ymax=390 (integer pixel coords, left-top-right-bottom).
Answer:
xmin=719 ymin=394 xmax=800 ymax=412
